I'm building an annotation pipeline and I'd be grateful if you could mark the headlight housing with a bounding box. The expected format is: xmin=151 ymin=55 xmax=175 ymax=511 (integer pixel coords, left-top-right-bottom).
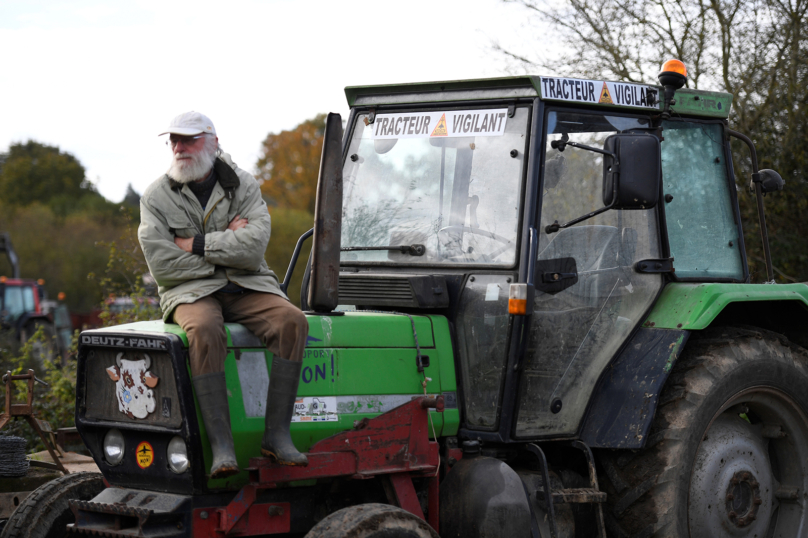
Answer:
xmin=167 ymin=436 xmax=189 ymax=474
xmin=103 ymin=428 xmax=125 ymax=465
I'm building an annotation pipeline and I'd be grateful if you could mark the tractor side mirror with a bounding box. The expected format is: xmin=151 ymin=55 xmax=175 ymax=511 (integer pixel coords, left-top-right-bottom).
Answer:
xmin=602 ymin=133 xmax=660 ymax=209
xmin=545 ymin=132 xmax=661 ymax=235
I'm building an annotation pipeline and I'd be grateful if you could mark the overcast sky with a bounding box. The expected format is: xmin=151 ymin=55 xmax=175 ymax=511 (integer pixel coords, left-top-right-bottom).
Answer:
xmin=0 ymin=0 xmax=547 ymax=202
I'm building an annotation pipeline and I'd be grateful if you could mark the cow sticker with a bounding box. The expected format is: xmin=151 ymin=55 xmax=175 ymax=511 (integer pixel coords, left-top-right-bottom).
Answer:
xmin=106 ymin=352 xmax=159 ymax=419
xmin=136 ymin=441 xmax=154 ymax=469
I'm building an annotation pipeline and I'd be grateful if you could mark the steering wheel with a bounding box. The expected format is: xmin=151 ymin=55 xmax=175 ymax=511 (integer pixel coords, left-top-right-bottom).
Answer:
xmin=438 ymin=226 xmax=513 ymax=261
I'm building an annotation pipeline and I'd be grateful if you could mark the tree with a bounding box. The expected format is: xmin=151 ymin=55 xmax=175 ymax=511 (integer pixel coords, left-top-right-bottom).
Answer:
xmin=123 ymin=183 xmax=141 ymax=207
xmin=498 ymin=0 xmax=808 ymax=282
xmin=256 ymin=114 xmax=326 ymax=214
xmin=0 ymin=141 xmax=90 ymax=207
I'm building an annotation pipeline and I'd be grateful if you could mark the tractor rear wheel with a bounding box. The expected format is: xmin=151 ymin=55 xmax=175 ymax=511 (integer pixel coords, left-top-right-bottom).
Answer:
xmin=0 ymin=472 xmax=104 ymax=538
xmin=304 ymin=503 xmax=439 ymax=538
xmin=599 ymin=327 xmax=808 ymax=537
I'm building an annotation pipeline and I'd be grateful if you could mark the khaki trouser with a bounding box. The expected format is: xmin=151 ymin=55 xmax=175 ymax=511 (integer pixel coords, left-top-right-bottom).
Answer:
xmin=173 ymin=291 xmax=309 ymax=376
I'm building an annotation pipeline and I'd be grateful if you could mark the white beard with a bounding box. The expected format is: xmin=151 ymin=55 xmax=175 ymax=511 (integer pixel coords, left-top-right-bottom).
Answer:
xmin=167 ymin=147 xmax=216 ymax=184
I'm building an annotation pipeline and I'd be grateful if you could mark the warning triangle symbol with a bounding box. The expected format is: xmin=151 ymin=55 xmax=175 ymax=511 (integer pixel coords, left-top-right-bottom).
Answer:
xmin=431 ymin=114 xmax=448 ymax=137
xmin=599 ymin=82 xmax=613 ymax=104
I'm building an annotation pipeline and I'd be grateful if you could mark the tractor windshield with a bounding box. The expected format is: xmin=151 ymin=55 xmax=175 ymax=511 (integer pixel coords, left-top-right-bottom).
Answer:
xmin=341 ymin=108 xmax=529 ymax=265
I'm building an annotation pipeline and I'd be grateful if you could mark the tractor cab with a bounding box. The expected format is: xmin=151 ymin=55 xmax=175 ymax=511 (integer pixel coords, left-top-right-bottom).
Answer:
xmin=329 ymin=72 xmax=741 ymax=443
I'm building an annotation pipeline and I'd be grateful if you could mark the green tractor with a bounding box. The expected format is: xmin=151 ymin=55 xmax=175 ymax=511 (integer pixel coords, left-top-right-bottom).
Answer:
xmin=12 ymin=60 xmax=808 ymax=538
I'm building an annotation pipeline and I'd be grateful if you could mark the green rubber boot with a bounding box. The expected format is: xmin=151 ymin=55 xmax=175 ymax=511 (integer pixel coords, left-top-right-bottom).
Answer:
xmin=261 ymin=357 xmax=308 ymax=466
xmin=192 ymin=372 xmax=239 ymax=479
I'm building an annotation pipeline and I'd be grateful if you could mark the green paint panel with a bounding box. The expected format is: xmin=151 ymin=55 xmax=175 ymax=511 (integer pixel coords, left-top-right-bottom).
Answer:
xmin=196 ymin=313 xmax=456 ymax=489
xmin=670 ymin=89 xmax=733 ymax=118
xmin=93 ymin=320 xmax=189 ymax=346
xmin=305 ymin=312 xmax=434 ymax=347
xmin=93 ymin=312 xmax=435 ymax=349
xmin=644 ymin=283 xmax=808 ymax=330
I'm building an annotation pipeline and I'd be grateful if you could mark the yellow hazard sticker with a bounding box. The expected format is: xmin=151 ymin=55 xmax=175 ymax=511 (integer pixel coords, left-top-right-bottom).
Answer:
xmin=430 ymin=113 xmax=448 ymax=137
xmin=599 ymin=82 xmax=613 ymax=104
xmin=136 ymin=441 xmax=154 ymax=469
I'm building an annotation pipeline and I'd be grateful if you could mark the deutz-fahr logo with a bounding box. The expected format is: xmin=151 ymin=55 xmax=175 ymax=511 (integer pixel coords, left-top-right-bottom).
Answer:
xmin=81 ymin=335 xmax=167 ymax=350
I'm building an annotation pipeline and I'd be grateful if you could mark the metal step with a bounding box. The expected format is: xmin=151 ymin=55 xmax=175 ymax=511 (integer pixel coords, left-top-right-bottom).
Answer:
xmin=527 ymin=442 xmax=607 ymax=538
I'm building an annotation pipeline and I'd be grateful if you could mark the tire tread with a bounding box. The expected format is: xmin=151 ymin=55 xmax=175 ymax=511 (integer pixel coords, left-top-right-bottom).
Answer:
xmin=597 ymin=326 xmax=808 ymax=537
xmin=0 ymin=472 xmax=104 ymax=538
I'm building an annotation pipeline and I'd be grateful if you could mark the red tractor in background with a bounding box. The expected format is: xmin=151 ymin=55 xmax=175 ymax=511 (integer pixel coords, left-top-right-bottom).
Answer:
xmin=0 ymin=232 xmax=71 ymax=364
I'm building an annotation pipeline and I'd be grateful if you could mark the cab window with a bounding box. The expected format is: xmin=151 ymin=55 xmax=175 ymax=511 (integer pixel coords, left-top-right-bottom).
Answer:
xmin=661 ymin=121 xmax=743 ymax=280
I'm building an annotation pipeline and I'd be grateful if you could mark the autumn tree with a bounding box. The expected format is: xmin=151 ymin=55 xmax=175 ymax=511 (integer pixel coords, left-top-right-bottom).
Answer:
xmin=256 ymin=114 xmax=326 ymax=214
xmin=498 ymin=0 xmax=808 ymax=282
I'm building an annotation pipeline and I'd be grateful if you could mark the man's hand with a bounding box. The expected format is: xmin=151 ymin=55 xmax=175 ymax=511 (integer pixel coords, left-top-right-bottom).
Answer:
xmin=174 ymin=236 xmax=193 ymax=252
xmin=228 ymin=214 xmax=249 ymax=232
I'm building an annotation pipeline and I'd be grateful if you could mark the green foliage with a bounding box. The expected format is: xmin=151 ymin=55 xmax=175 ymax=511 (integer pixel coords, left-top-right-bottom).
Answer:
xmin=0 ymin=141 xmax=137 ymax=313
xmin=264 ymin=207 xmax=314 ymax=307
xmin=0 ymin=326 xmax=77 ymax=453
xmin=0 ymin=140 xmax=117 ymax=216
xmin=0 ymin=202 xmax=129 ymax=313
xmin=93 ymin=224 xmax=161 ymax=328
xmin=256 ymin=114 xmax=326 ymax=214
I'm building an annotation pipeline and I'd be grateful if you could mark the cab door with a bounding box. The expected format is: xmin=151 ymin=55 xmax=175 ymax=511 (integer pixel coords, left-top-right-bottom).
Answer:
xmin=514 ymin=109 xmax=664 ymax=438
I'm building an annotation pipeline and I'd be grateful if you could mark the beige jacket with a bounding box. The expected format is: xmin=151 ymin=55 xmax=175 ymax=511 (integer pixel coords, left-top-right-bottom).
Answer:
xmin=138 ymin=152 xmax=285 ymax=321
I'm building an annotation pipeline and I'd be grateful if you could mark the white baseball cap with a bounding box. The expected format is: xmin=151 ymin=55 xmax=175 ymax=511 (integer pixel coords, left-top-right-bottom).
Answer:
xmin=159 ymin=111 xmax=216 ymax=136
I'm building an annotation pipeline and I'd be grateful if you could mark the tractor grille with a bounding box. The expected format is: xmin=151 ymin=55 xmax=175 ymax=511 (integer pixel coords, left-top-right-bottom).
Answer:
xmin=338 ymin=274 xmax=449 ymax=308
xmin=83 ymin=348 xmax=181 ymax=428
xmin=339 ymin=276 xmax=416 ymax=307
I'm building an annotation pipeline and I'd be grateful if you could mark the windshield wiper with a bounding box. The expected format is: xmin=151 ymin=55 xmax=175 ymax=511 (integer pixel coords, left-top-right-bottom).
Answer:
xmin=341 ymin=244 xmax=426 ymax=256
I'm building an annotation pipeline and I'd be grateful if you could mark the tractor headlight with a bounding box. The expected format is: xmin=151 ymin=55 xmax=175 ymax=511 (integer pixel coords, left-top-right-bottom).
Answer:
xmin=103 ymin=428 xmax=125 ymax=465
xmin=167 ymin=436 xmax=189 ymax=474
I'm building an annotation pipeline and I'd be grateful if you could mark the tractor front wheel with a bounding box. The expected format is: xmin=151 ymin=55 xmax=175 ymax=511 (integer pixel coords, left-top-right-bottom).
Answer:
xmin=304 ymin=503 xmax=439 ymax=538
xmin=599 ymin=327 xmax=808 ymax=537
xmin=0 ymin=472 xmax=104 ymax=538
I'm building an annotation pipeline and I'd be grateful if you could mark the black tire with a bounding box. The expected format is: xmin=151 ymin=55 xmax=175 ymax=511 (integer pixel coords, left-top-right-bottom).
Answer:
xmin=304 ymin=503 xmax=439 ymax=538
xmin=598 ymin=327 xmax=808 ymax=537
xmin=0 ymin=472 xmax=104 ymax=538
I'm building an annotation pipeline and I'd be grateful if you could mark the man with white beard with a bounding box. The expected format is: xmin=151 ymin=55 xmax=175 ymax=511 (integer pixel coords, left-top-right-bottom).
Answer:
xmin=138 ymin=111 xmax=309 ymax=479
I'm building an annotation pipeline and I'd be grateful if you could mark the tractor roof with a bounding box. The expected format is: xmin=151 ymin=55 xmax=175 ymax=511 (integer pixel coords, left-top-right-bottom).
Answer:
xmin=344 ymin=75 xmax=732 ymax=119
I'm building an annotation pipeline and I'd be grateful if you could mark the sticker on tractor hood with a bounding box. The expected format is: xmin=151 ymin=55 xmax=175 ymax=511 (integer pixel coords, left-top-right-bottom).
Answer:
xmin=371 ymin=109 xmax=508 ymax=140
xmin=293 ymin=397 xmax=338 ymax=422
xmin=106 ymin=352 xmax=160 ymax=420
xmin=136 ymin=441 xmax=154 ymax=469
xmin=540 ymin=77 xmax=659 ymax=109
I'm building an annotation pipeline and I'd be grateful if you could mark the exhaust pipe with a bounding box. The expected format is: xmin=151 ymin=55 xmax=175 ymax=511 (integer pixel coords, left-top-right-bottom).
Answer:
xmin=307 ymin=113 xmax=344 ymax=313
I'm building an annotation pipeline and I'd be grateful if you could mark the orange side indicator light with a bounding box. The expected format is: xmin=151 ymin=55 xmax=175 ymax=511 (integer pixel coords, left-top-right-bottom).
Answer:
xmin=508 ymin=283 xmax=534 ymax=315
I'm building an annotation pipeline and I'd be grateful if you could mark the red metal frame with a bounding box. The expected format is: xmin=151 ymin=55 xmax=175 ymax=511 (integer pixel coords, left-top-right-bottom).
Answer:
xmin=193 ymin=396 xmax=443 ymax=537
